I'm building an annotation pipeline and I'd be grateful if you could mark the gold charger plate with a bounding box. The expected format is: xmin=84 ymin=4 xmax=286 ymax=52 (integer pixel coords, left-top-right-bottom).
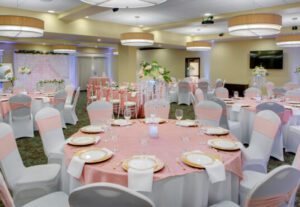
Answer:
xmin=181 ymin=151 xmax=219 ymax=169
xmin=68 ymin=136 xmax=96 ymax=146
xmin=80 ymin=125 xmax=104 ymax=134
xmin=143 ymin=118 xmax=167 ymax=124
xmin=208 ymin=139 xmax=240 ymax=151
xmin=75 ymin=148 xmax=113 ymax=164
xmin=122 ymin=155 xmax=164 ymax=172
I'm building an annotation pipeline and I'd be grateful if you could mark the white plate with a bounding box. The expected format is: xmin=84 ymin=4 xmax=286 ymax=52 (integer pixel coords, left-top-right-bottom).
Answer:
xmin=204 ymin=127 xmax=229 ymax=135
xmin=112 ymin=119 xmax=132 ymax=126
xmin=144 ymin=118 xmax=166 ymax=124
xmin=68 ymin=136 xmax=96 ymax=146
xmin=182 ymin=152 xmax=216 ymax=168
xmin=80 ymin=125 xmax=104 ymax=134
xmin=176 ymin=120 xmax=197 ymax=127
xmin=208 ymin=139 xmax=240 ymax=151
xmin=77 ymin=148 xmax=112 ymax=164
xmin=288 ymin=101 xmax=300 ymax=104
xmin=122 ymin=155 xmax=164 ymax=172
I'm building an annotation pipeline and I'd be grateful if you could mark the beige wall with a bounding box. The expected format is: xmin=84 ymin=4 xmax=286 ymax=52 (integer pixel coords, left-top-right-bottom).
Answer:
xmin=117 ymin=45 xmax=138 ymax=83
xmin=137 ymin=48 xmax=207 ymax=80
xmin=210 ymin=39 xmax=294 ymax=86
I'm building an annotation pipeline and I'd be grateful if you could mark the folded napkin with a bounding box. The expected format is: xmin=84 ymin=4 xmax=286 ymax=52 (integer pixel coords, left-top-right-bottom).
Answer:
xmin=42 ymin=97 xmax=50 ymax=103
xmin=145 ymin=117 xmax=161 ymax=124
xmin=204 ymin=159 xmax=226 ymax=184
xmin=66 ymin=136 xmax=101 ymax=145
xmin=231 ymin=104 xmax=242 ymax=112
xmin=205 ymin=127 xmax=228 ymax=135
xmin=128 ymin=165 xmax=154 ymax=192
xmin=67 ymin=148 xmax=112 ymax=179
xmin=113 ymin=119 xmax=132 ymax=126
xmin=176 ymin=120 xmax=196 ymax=127
xmin=292 ymin=107 xmax=300 ymax=116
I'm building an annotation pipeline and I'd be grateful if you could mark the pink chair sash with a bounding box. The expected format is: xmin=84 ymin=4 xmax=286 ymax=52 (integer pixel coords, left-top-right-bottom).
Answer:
xmin=9 ymin=102 xmax=31 ymax=110
xmin=253 ymin=116 xmax=279 ymax=139
xmin=216 ymin=91 xmax=228 ymax=99
xmin=36 ymin=115 xmax=62 ymax=134
xmin=53 ymin=98 xmax=66 ymax=106
xmin=0 ymin=174 xmax=14 ymax=207
xmin=246 ymin=188 xmax=295 ymax=207
xmin=0 ymin=133 xmax=17 ymax=160
xmin=195 ymin=107 xmax=222 ymax=122
xmin=245 ymin=91 xmax=259 ymax=98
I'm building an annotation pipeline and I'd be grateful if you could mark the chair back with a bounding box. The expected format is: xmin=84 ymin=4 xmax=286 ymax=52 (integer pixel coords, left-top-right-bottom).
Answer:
xmin=292 ymin=146 xmax=300 ymax=170
xmin=177 ymin=81 xmax=191 ymax=105
xmin=215 ymin=87 xmax=229 ymax=99
xmin=215 ymin=79 xmax=223 ymax=88
xmin=195 ymin=88 xmax=204 ymax=102
xmin=245 ymin=165 xmax=300 ymax=207
xmin=65 ymin=84 xmax=75 ymax=105
xmin=198 ymin=79 xmax=209 ymax=97
xmin=0 ymin=171 xmax=15 ymax=207
xmin=248 ymin=110 xmax=281 ymax=161
xmin=244 ymin=87 xmax=261 ymax=98
xmin=208 ymin=97 xmax=229 ymax=129
xmin=69 ymin=182 xmax=155 ymax=207
xmin=87 ymin=101 xmax=113 ymax=125
xmin=72 ymin=87 xmax=81 ymax=109
xmin=256 ymin=102 xmax=285 ymax=123
xmin=265 ymin=82 xmax=274 ymax=98
xmin=0 ymin=123 xmax=25 ymax=190
xmin=285 ymin=89 xmax=300 ymax=102
xmin=272 ymin=87 xmax=286 ymax=98
xmin=144 ymin=99 xmax=170 ymax=119
xmin=53 ymin=90 xmax=67 ymax=112
xmin=195 ymin=100 xmax=222 ymax=127
xmin=35 ymin=107 xmax=65 ymax=158
xmin=9 ymin=94 xmax=32 ymax=120
xmin=284 ymin=82 xmax=299 ymax=91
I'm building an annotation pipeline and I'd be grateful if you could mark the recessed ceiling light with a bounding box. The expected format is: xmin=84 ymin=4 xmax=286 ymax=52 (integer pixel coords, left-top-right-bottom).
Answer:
xmin=139 ymin=25 xmax=144 ymax=28
xmin=85 ymin=16 xmax=89 ymax=19
xmin=191 ymin=34 xmax=195 ymax=36
xmin=204 ymin=13 xmax=211 ymax=17
xmin=80 ymin=0 xmax=167 ymax=9
xmin=48 ymin=10 xmax=55 ymax=13
xmin=259 ymin=36 xmax=263 ymax=39
xmin=97 ymin=38 xmax=101 ymax=42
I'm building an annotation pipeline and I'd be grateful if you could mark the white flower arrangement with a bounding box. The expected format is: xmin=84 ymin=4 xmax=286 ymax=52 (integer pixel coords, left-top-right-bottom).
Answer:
xmin=252 ymin=65 xmax=268 ymax=77
xmin=18 ymin=67 xmax=31 ymax=75
xmin=295 ymin=67 xmax=300 ymax=73
xmin=138 ymin=61 xmax=171 ymax=83
xmin=4 ymin=69 xmax=16 ymax=84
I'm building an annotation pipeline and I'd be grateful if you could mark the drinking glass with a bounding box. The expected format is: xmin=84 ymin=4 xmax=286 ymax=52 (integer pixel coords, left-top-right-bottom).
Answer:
xmin=234 ymin=91 xmax=239 ymax=99
xmin=175 ymin=109 xmax=183 ymax=121
xmin=111 ymin=133 xmax=119 ymax=152
xmin=124 ymin=108 xmax=131 ymax=121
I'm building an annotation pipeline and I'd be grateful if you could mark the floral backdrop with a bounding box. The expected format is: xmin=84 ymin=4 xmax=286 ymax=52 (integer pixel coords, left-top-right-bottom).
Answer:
xmin=13 ymin=53 xmax=73 ymax=91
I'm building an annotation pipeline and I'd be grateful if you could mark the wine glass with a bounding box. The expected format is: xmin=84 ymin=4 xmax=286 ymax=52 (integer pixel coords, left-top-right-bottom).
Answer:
xmin=111 ymin=133 xmax=119 ymax=152
xmin=234 ymin=91 xmax=239 ymax=99
xmin=175 ymin=109 xmax=183 ymax=121
xmin=181 ymin=135 xmax=190 ymax=153
xmin=124 ymin=108 xmax=131 ymax=122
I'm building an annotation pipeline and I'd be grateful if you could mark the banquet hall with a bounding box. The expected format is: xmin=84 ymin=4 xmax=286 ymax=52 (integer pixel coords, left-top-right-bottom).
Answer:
xmin=0 ymin=0 xmax=300 ymax=206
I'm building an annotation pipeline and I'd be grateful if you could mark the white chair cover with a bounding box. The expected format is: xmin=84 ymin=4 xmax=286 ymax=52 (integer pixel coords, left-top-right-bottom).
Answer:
xmin=177 ymin=81 xmax=192 ymax=105
xmin=272 ymin=87 xmax=286 ymax=98
xmin=0 ymin=171 xmax=14 ymax=207
xmin=215 ymin=79 xmax=224 ymax=88
xmin=198 ymin=78 xmax=209 ymax=99
xmin=195 ymin=88 xmax=204 ymax=103
xmin=69 ymin=182 xmax=155 ymax=207
xmin=168 ymin=83 xmax=178 ymax=103
xmin=244 ymin=87 xmax=261 ymax=99
xmin=285 ymin=89 xmax=300 ymax=101
xmin=65 ymin=84 xmax=75 ymax=105
xmin=144 ymin=99 xmax=170 ymax=119
xmin=215 ymin=87 xmax=229 ymax=99
xmin=8 ymin=94 xmax=34 ymax=138
xmin=87 ymin=101 xmax=113 ymax=125
xmin=36 ymin=107 xmax=65 ymax=164
xmin=0 ymin=123 xmax=61 ymax=206
xmin=284 ymin=82 xmax=299 ymax=91
xmin=64 ymin=87 xmax=80 ymax=125
xmin=53 ymin=90 xmax=67 ymax=128
xmin=256 ymin=102 xmax=285 ymax=161
xmin=208 ymin=97 xmax=229 ymax=129
xmin=194 ymin=100 xmax=222 ymax=127
xmin=241 ymin=110 xmax=281 ymax=173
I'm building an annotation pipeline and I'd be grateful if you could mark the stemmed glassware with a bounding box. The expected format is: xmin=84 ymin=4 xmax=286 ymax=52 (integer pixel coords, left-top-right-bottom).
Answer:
xmin=175 ymin=109 xmax=183 ymax=121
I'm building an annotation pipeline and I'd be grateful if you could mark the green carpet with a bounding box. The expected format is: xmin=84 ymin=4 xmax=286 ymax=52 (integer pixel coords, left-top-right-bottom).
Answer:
xmin=0 ymin=92 xmax=299 ymax=206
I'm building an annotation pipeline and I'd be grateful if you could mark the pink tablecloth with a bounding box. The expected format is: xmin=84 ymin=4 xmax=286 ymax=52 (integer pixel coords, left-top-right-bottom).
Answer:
xmin=64 ymin=121 xmax=243 ymax=187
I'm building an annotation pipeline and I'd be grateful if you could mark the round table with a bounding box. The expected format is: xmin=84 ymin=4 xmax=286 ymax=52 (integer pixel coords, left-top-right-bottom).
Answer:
xmin=64 ymin=120 xmax=242 ymax=207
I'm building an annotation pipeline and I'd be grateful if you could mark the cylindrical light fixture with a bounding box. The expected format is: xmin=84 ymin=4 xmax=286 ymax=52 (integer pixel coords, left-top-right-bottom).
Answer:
xmin=53 ymin=45 xmax=77 ymax=53
xmin=0 ymin=15 xmax=44 ymax=38
xmin=121 ymin=32 xmax=154 ymax=47
xmin=80 ymin=0 xmax=167 ymax=8
xmin=228 ymin=14 xmax=282 ymax=37
xmin=186 ymin=41 xmax=212 ymax=51
xmin=276 ymin=35 xmax=300 ymax=47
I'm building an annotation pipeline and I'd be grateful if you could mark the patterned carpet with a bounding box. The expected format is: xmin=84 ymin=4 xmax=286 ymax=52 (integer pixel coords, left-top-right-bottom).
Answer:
xmin=0 ymin=92 xmax=299 ymax=206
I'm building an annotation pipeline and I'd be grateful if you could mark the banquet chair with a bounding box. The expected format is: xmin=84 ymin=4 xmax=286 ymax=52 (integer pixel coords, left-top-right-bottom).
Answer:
xmin=122 ymin=91 xmax=138 ymax=118
xmin=177 ymin=81 xmax=192 ymax=105
xmin=86 ymin=84 xmax=97 ymax=104
xmin=144 ymin=99 xmax=170 ymax=119
xmin=239 ymin=145 xmax=300 ymax=207
xmin=265 ymin=81 xmax=274 ymax=98
xmin=272 ymin=87 xmax=286 ymax=98
xmin=215 ymin=79 xmax=224 ymax=89
xmin=0 ymin=123 xmax=61 ymax=206
xmin=36 ymin=107 xmax=65 ymax=164
xmin=210 ymin=165 xmax=300 ymax=207
xmin=87 ymin=101 xmax=113 ymax=125
xmin=0 ymin=171 xmax=68 ymax=207
xmin=198 ymin=78 xmax=209 ymax=99
xmin=240 ymin=110 xmax=281 ymax=173
xmin=195 ymin=88 xmax=204 ymax=102
xmin=256 ymin=102 xmax=285 ymax=161
xmin=8 ymin=94 xmax=34 ymax=139
xmin=284 ymin=82 xmax=299 ymax=91
xmin=244 ymin=87 xmax=261 ymax=99
xmin=65 ymin=84 xmax=75 ymax=105
xmin=209 ymin=97 xmax=242 ymax=139
xmin=64 ymin=87 xmax=80 ymax=125
xmin=69 ymin=182 xmax=155 ymax=207
xmin=285 ymin=115 xmax=300 ymax=153
xmin=215 ymin=87 xmax=229 ymax=99
xmin=168 ymin=83 xmax=178 ymax=103
xmin=52 ymin=90 xmax=67 ymax=128
xmin=285 ymin=89 xmax=300 ymax=101
xmin=194 ymin=100 xmax=222 ymax=127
